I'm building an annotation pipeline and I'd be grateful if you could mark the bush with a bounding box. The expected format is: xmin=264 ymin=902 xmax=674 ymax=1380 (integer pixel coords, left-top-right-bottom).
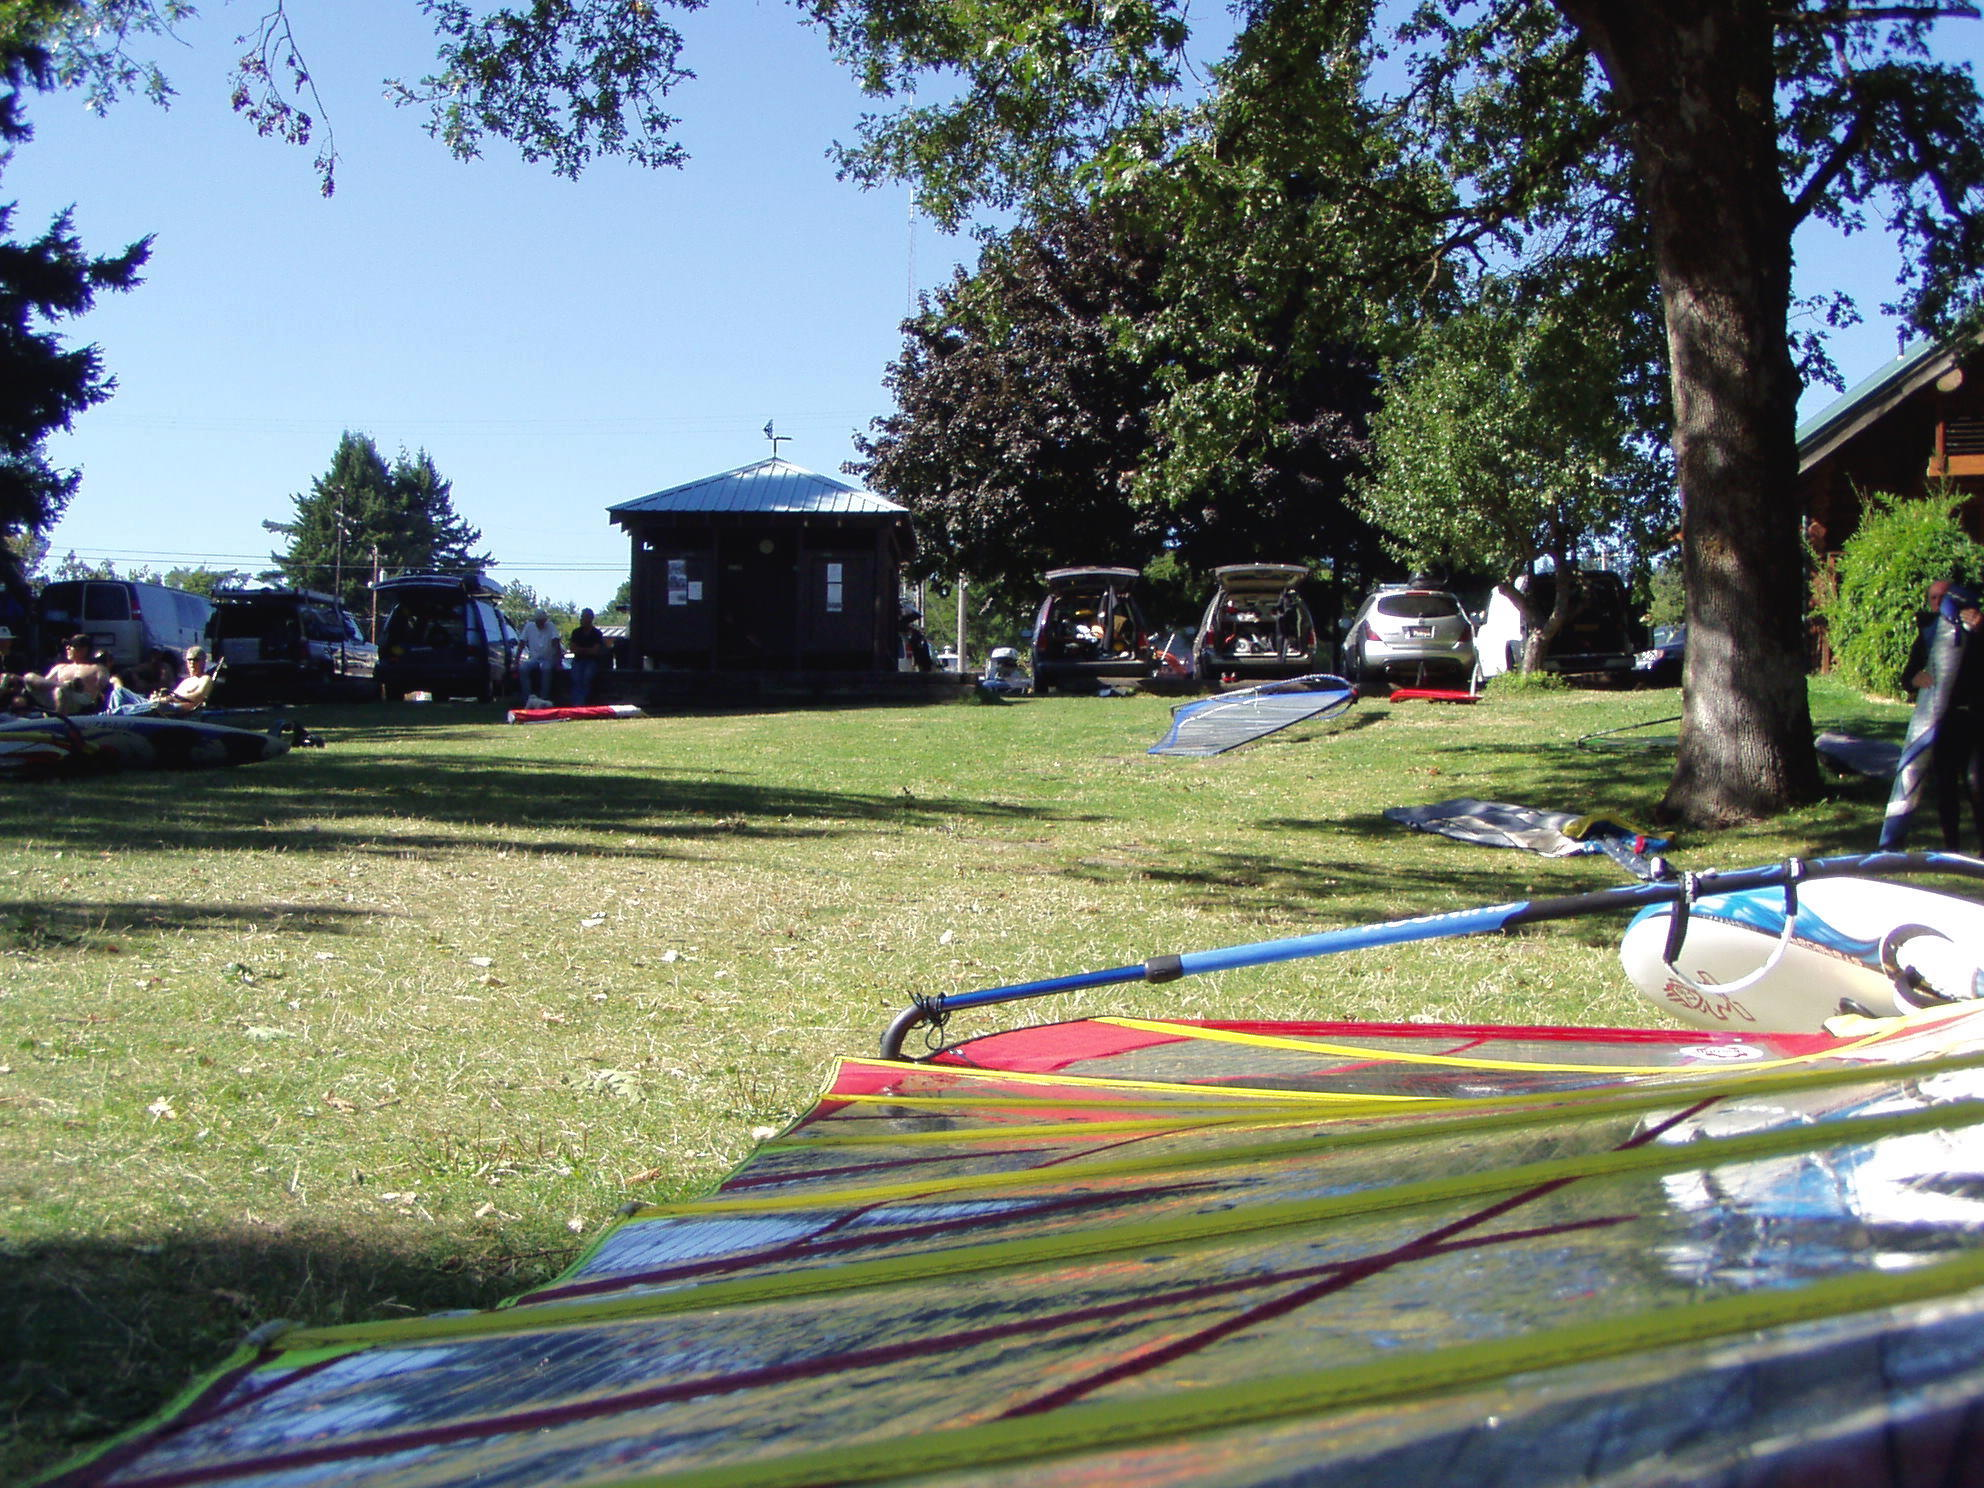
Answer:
xmin=1485 ymin=667 xmax=1567 ymax=693
xmin=1826 ymin=490 xmax=1984 ymax=697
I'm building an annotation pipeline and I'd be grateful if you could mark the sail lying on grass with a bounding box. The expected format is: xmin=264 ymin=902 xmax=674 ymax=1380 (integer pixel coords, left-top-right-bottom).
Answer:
xmin=51 ymin=1001 xmax=1984 ymax=1487
xmin=1148 ymin=673 xmax=1357 ymax=756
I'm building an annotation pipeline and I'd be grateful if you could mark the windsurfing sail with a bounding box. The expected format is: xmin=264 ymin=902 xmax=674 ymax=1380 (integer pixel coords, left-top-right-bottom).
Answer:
xmin=505 ymin=703 xmax=647 ymax=724
xmin=1883 ymin=589 xmax=1965 ymax=848
xmin=47 ymin=1002 xmax=1984 ymax=1488
xmin=1147 ymin=673 xmax=1356 ymax=757
xmin=1384 ymin=796 xmax=1672 ymax=880
xmin=1817 ymin=730 xmax=1903 ymax=778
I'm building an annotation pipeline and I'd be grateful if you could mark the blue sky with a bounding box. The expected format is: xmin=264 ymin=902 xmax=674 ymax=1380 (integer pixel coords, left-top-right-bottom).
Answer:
xmin=8 ymin=5 xmax=1978 ymax=609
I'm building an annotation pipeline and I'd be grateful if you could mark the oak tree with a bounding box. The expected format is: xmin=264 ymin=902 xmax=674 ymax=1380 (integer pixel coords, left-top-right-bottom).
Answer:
xmin=812 ymin=0 xmax=1984 ymax=825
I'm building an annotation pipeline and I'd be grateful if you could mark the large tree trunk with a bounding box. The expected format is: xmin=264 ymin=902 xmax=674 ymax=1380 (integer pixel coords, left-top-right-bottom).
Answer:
xmin=1554 ymin=0 xmax=1822 ymax=825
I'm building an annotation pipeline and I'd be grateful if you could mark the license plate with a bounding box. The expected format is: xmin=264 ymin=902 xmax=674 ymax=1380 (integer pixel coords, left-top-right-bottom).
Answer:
xmin=1403 ymin=625 xmax=1433 ymax=638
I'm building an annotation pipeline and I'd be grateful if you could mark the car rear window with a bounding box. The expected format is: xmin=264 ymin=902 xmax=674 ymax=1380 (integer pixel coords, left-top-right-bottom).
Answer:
xmin=215 ymin=600 xmax=287 ymax=631
xmin=1374 ymin=592 xmax=1460 ymax=620
xmin=84 ymin=584 xmax=132 ymax=621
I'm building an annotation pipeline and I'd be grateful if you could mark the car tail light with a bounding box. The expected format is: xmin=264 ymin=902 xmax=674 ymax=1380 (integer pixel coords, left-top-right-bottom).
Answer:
xmin=1362 ymin=622 xmax=1381 ymax=643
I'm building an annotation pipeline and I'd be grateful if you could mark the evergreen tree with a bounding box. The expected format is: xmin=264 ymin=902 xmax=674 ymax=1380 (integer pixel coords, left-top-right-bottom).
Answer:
xmin=0 ymin=31 xmax=148 ymax=610
xmin=267 ymin=432 xmax=490 ymax=612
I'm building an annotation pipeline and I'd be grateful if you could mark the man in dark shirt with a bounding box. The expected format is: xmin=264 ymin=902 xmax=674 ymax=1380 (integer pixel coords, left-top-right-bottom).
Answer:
xmin=567 ymin=608 xmax=607 ymax=707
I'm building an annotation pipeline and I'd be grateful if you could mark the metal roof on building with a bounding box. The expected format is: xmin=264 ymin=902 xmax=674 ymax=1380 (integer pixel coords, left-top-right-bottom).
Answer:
xmin=608 ymin=458 xmax=907 ymax=519
xmin=1796 ymin=336 xmax=1972 ymax=473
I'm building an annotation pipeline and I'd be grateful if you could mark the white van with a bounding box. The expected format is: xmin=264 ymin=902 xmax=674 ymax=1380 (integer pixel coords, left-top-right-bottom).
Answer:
xmin=35 ymin=579 xmax=215 ymax=670
xmin=1476 ymin=569 xmax=1644 ymax=679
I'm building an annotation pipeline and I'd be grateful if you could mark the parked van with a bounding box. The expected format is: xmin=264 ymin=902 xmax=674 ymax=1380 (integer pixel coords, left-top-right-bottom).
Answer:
xmin=1029 ymin=566 xmax=1155 ymax=693
xmin=35 ymin=579 xmax=213 ymax=671
xmin=208 ymin=586 xmax=378 ymax=702
xmin=1192 ymin=564 xmax=1326 ymax=684
xmin=373 ymin=572 xmax=520 ymax=701
xmin=1477 ymin=568 xmax=1645 ymax=679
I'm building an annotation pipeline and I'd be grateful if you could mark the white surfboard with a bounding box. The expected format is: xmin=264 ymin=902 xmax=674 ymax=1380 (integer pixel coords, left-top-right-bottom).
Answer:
xmin=1620 ymin=876 xmax=1984 ymax=1031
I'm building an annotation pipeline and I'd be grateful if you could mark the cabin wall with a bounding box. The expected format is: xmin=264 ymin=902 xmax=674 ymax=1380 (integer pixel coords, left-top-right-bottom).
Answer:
xmin=622 ymin=514 xmax=905 ymax=672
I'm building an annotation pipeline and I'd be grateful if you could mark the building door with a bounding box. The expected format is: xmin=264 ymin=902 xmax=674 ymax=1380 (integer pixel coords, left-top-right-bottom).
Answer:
xmin=717 ymin=532 xmax=798 ymax=667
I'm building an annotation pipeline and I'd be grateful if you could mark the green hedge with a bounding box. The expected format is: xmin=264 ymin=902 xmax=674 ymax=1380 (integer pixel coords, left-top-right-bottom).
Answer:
xmin=1826 ymin=490 xmax=1984 ymax=697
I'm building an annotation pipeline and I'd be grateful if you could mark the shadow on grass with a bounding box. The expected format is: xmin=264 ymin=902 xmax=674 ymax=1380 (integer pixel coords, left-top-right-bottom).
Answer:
xmin=0 ymin=1226 xmax=577 ymax=1484
xmin=0 ymin=900 xmax=384 ymax=948
xmin=1096 ymin=729 xmax=1896 ymax=946
xmin=3 ymin=748 xmax=1095 ymax=860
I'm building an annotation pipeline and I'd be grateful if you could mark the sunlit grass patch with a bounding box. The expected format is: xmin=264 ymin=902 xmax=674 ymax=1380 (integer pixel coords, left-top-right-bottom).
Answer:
xmin=0 ymin=678 xmax=1910 ymax=1477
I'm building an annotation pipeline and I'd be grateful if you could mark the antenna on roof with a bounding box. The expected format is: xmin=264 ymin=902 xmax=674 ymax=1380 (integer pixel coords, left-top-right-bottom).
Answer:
xmin=763 ymin=420 xmax=791 ymax=460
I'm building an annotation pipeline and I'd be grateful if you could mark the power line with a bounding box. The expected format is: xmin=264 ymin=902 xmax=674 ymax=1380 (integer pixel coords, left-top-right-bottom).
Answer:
xmin=44 ymin=547 xmax=629 ymax=574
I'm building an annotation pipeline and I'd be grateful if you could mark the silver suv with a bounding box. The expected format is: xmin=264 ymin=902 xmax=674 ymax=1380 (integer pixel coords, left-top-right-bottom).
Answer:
xmin=1345 ymin=582 xmax=1479 ymax=694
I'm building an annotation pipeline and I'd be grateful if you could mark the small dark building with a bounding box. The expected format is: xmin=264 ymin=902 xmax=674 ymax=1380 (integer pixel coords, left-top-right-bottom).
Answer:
xmin=608 ymin=458 xmax=914 ymax=673
xmin=1799 ymin=334 xmax=1984 ymax=555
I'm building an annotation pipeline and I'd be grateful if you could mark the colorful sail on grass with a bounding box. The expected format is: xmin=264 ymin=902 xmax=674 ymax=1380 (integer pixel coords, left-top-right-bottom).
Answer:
xmin=48 ymin=1002 xmax=1984 ymax=1487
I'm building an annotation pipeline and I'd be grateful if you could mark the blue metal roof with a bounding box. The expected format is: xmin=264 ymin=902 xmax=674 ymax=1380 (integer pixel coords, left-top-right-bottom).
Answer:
xmin=608 ymin=458 xmax=907 ymax=519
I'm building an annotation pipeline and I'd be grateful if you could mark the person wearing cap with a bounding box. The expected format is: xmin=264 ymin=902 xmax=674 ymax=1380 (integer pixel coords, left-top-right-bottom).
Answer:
xmin=518 ymin=609 xmax=564 ymax=704
xmin=28 ymin=633 xmax=113 ymax=714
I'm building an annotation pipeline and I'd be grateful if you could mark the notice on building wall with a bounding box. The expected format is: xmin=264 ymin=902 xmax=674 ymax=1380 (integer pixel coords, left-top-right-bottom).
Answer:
xmin=668 ymin=559 xmax=689 ymax=607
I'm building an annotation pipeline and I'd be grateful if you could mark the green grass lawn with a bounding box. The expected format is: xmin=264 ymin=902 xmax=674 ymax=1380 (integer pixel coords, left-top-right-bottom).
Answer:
xmin=0 ymin=676 xmax=1916 ymax=1479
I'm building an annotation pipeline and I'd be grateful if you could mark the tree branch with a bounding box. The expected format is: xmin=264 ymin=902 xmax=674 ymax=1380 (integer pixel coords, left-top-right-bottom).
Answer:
xmin=1774 ymin=5 xmax=1979 ymax=24
xmin=1787 ymin=89 xmax=1874 ymax=225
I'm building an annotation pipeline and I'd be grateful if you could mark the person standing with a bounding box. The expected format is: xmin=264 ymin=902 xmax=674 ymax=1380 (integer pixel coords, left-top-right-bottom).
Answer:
xmin=519 ymin=610 xmax=563 ymax=703
xmin=567 ymin=608 xmax=606 ymax=706
xmin=1918 ymin=586 xmax=1984 ymax=853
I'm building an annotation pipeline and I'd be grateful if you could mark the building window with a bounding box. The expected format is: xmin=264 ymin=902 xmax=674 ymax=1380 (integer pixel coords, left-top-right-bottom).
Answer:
xmin=824 ymin=562 xmax=844 ymax=614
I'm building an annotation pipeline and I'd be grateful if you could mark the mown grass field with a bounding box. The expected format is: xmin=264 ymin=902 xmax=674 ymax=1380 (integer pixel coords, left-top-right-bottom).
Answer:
xmin=0 ymin=676 xmax=1915 ymax=1479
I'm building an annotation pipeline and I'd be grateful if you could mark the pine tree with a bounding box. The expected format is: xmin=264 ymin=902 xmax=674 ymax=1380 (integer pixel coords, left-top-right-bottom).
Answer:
xmin=0 ymin=34 xmax=148 ymax=613
xmin=267 ymin=432 xmax=491 ymax=612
